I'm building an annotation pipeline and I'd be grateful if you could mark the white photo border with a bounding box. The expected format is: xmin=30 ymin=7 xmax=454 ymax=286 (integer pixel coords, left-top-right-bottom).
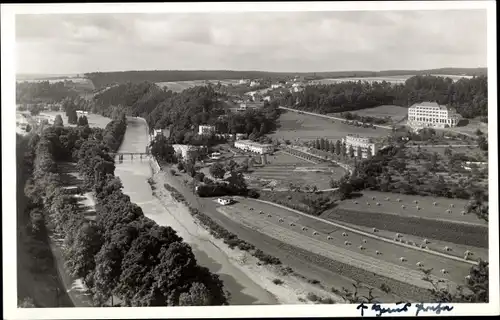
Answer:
xmin=2 ymin=1 xmax=498 ymax=318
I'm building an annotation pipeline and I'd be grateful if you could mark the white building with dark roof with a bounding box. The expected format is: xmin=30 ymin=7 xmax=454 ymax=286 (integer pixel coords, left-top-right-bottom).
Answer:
xmin=407 ymin=102 xmax=462 ymax=129
xmin=234 ymin=140 xmax=274 ymax=154
xmin=342 ymin=134 xmax=379 ymax=158
xmin=198 ymin=125 xmax=216 ymax=136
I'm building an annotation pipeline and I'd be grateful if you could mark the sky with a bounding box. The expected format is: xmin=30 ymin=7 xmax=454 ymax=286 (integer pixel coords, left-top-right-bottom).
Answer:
xmin=15 ymin=10 xmax=487 ymax=75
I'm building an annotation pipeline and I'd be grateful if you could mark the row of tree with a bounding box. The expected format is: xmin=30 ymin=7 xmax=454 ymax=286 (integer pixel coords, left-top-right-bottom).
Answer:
xmin=275 ymin=75 xmax=488 ymax=119
xmin=23 ymin=119 xmax=228 ymax=306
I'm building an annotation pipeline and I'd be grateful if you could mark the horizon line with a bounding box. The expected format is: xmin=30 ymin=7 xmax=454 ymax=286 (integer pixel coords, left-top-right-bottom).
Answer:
xmin=16 ymin=66 xmax=488 ymax=76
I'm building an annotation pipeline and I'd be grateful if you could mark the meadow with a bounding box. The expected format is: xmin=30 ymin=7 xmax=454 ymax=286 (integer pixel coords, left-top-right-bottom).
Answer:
xmin=332 ymin=105 xmax=408 ymax=124
xmin=335 ymin=190 xmax=484 ymax=226
xmin=270 ymin=110 xmax=390 ymax=143
xmin=156 ymin=79 xmax=241 ymax=92
xmin=39 ymin=111 xmax=111 ymax=129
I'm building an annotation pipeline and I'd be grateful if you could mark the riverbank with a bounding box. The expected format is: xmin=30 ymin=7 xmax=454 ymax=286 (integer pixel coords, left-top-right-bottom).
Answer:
xmin=150 ymin=169 xmax=343 ymax=304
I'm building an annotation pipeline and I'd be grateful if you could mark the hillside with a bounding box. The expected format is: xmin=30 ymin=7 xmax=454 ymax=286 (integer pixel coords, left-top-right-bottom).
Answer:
xmin=84 ymin=68 xmax=487 ymax=89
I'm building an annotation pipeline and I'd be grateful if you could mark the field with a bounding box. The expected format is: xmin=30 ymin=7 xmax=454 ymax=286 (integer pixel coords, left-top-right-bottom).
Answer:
xmin=39 ymin=111 xmax=111 ymax=129
xmin=332 ymin=105 xmax=408 ymax=124
xmin=322 ymin=208 xmax=488 ymax=249
xmin=331 ymin=219 xmax=488 ymax=262
xmin=336 ymin=190 xmax=484 ymax=226
xmin=315 ymin=74 xmax=473 ymax=85
xmin=270 ymin=110 xmax=390 ymax=143
xmin=200 ymin=151 xmax=345 ymax=191
xmin=216 ymin=197 xmax=475 ymax=300
xmin=247 ymin=152 xmax=346 ymax=190
xmin=156 ymin=79 xmax=241 ymax=92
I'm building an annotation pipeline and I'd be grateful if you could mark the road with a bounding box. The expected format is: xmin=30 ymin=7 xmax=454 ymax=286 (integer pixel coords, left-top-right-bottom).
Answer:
xmin=279 ymin=106 xmax=393 ymax=130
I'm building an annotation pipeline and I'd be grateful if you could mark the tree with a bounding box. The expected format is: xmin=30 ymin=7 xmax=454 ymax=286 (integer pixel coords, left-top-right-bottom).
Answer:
xmin=226 ymin=170 xmax=248 ymax=194
xmin=341 ymin=143 xmax=347 ymax=158
xmin=444 ymin=147 xmax=452 ymax=157
xmin=209 ymin=162 xmax=226 ymax=179
xmin=475 ymin=129 xmax=483 ymax=136
xmin=338 ymin=181 xmax=353 ymax=200
xmin=54 ymin=114 xmax=64 ymax=127
xmin=78 ymin=115 xmax=89 ymax=126
xmin=150 ymin=135 xmax=176 ymax=163
xmin=477 ymin=136 xmax=488 ymax=151
xmin=179 ymin=282 xmax=212 ymax=306
xmin=65 ymin=222 xmax=104 ymax=280
xmin=29 ymin=104 xmax=42 ymax=116
xmin=319 ymin=138 xmax=326 ymax=151
xmin=67 ymin=108 xmax=78 ymax=125
xmin=335 ymin=140 xmax=341 ymax=155
xmin=225 ymin=160 xmax=238 ymax=173
xmin=366 ymin=146 xmax=372 ymax=160
xmin=348 ymin=145 xmax=354 ymax=158
xmin=329 ymin=140 xmax=335 ymax=154
xmin=315 ymin=139 xmax=321 ymax=150
xmin=25 ymin=124 xmax=32 ymax=132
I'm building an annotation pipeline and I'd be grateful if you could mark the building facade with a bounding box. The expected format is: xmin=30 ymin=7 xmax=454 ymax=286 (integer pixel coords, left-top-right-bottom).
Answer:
xmin=198 ymin=125 xmax=216 ymax=136
xmin=234 ymin=140 xmax=274 ymax=154
xmin=172 ymin=144 xmax=201 ymax=161
xmin=341 ymin=134 xmax=378 ymax=158
xmin=407 ymin=102 xmax=462 ymax=129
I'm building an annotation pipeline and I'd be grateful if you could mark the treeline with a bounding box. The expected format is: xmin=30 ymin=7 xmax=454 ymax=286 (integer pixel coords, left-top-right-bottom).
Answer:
xmin=24 ymin=119 xmax=228 ymax=306
xmin=85 ymin=68 xmax=487 ymax=89
xmin=277 ymin=75 xmax=488 ymax=119
xmin=17 ymin=133 xmax=67 ymax=307
xmin=16 ymin=81 xmax=84 ymax=104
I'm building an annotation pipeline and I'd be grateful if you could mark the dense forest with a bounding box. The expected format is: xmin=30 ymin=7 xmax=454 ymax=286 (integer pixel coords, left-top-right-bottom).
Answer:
xmin=93 ymin=83 xmax=281 ymax=144
xmin=20 ymin=117 xmax=228 ymax=306
xmin=16 ymin=81 xmax=81 ymax=104
xmin=84 ymin=68 xmax=487 ymax=89
xmin=277 ymin=75 xmax=488 ymax=119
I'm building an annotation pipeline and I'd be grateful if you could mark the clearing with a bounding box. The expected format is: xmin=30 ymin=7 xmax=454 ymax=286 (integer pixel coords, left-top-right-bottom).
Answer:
xmin=332 ymin=105 xmax=408 ymax=124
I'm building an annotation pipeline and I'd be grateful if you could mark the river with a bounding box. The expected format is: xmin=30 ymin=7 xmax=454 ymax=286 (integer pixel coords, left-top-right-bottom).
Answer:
xmin=114 ymin=117 xmax=278 ymax=305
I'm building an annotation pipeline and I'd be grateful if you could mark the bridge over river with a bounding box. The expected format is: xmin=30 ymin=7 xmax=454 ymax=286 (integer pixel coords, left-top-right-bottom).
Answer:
xmin=112 ymin=152 xmax=151 ymax=161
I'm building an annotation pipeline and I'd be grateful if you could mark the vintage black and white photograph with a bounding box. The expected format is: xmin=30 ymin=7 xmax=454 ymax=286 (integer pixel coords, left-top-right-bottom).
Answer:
xmin=2 ymin=1 xmax=498 ymax=319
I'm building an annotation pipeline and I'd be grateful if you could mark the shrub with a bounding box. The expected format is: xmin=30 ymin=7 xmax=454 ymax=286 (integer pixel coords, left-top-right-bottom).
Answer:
xmin=319 ymin=297 xmax=335 ymax=304
xmin=247 ymin=189 xmax=260 ymax=199
xmin=170 ymin=169 xmax=176 ymax=176
xmin=306 ymin=292 xmax=319 ymax=302
xmin=272 ymin=278 xmax=284 ymax=285
xmin=308 ymin=279 xmax=321 ymax=285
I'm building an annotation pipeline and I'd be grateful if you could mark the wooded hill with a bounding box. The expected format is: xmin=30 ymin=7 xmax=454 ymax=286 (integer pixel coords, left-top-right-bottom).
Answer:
xmin=84 ymin=68 xmax=487 ymax=89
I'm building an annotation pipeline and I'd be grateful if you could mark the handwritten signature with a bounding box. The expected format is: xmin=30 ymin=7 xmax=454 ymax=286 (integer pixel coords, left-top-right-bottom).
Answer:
xmin=357 ymin=302 xmax=454 ymax=317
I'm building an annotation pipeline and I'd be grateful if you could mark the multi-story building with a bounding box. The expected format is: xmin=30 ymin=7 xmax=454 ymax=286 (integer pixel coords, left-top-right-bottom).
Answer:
xmin=234 ymin=140 xmax=274 ymax=155
xmin=172 ymin=144 xmax=201 ymax=161
xmin=341 ymin=134 xmax=379 ymax=158
xmin=407 ymin=102 xmax=462 ymax=129
xmin=198 ymin=125 xmax=216 ymax=136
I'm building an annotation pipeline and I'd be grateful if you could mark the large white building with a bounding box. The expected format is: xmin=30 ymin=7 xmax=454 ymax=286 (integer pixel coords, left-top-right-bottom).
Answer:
xmin=407 ymin=102 xmax=462 ymax=129
xmin=341 ymin=135 xmax=379 ymax=158
xmin=172 ymin=144 xmax=201 ymax=161
xmin=198 ymin=125 xmax=216 ymax=136
xmin=234 ymin=140 xmax=274 ymax=154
